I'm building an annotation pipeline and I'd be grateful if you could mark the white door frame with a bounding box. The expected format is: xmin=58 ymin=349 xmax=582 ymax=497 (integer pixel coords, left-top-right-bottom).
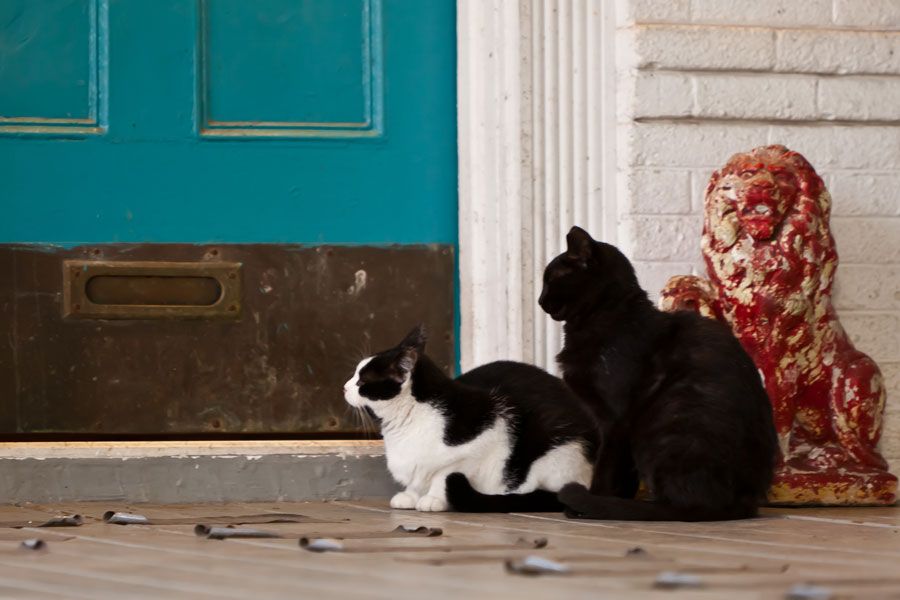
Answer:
xmin=456 ymin=0 xmax=619 ymax=371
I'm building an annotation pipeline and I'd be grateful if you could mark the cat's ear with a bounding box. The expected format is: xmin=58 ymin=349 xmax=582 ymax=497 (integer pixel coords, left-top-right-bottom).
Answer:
xmin=566 ymin=226 xmax=595 ymax=263
xmin=399 ymin=324 xmax=427 ymax=352
xmin=397 ymin=347 xmax=417 ymax=375
xmin=396 ymin=325 xmax=426 ymax=375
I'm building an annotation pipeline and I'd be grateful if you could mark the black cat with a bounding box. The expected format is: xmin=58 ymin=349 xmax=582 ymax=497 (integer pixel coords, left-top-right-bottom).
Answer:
xmin=532 ymin=226 xmax=777 ymax=521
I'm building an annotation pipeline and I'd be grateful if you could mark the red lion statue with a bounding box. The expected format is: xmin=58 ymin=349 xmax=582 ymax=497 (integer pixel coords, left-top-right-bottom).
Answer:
xmin=661 ymin=145 xmax=896 ymax=505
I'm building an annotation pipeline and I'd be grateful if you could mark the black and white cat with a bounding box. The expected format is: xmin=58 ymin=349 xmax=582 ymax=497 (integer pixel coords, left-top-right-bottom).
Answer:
xmin=343 ymin=326 xmax=598 ymax=512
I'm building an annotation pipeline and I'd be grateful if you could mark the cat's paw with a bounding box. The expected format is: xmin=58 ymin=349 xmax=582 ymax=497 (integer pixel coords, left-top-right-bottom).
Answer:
xmin=390 ymin=491 xmax=419 ymax=510
xmin=415 ymin=495 xmax=448 ymax=512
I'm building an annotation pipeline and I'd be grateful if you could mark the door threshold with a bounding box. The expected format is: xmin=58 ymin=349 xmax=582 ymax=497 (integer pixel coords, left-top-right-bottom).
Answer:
xmin=0 ymin=440 xmax=395 ymax=504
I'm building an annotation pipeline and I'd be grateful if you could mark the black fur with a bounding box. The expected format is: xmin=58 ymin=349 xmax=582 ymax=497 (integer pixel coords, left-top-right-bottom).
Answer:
xmin=357 ymin=326 xmax=599 ymax=510
xmin=445 ymin=473 xmax=565 ymax=512
xmin=539 ymin=226 xmax=778 ymax=522
xmin=456 ymin=361 xmax=598 ymax=488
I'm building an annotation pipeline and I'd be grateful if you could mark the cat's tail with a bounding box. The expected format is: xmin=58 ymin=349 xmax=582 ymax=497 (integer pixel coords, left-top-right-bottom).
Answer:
xmin=558 ymin=483 xmax=758 ymax=522
xmin=445 ymin=473 xmax=565 ymax=513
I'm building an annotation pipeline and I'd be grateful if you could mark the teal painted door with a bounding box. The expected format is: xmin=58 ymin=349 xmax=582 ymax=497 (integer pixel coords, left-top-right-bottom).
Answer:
xmin=0 ymin=0 xmax=457 ymax=437
xmin=1 ymin=0 xmax=457 ymax=244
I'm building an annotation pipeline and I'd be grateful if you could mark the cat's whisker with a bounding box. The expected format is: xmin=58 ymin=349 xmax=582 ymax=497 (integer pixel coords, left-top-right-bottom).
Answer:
xmin=341 ymin=353 xmax=362 ymax=371
xmin=351 ymin=407 xmax=365 ymax=437
xmin=345 ymin=405 xmax=366 ymax=437
xmin=359 ymin=414 xmax=370 ymax=439
xmin=342 ymin=404 xmax=357 ymax=426
xmin=340 ymin=343 xmax=374 ymax=375
xmin=355 ymin=408 xmax=368 ymax=435
xmin=343 ymin=403 xmax=371 ymax=440
xmin=358 ymin=407 xmax=378 ymax=440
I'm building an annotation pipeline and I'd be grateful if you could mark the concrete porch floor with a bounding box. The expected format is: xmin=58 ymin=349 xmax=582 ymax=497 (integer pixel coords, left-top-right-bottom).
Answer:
xmin=0 ymin=500 xmax=898 ymax=599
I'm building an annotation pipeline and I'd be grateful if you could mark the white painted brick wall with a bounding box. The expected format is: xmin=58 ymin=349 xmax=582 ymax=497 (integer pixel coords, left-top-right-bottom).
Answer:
xmin=622 ymin=169 xmax=693 ymax=214
xmin=630 ymin=72 xmax=693 ymax=119
xmin=776 ymin=30 xmax=900 ymax=74
xmin=630 ymin=72 xmax=900 ymax=122
xmin=632 ymin=26 xmax=777 ymax=71
xmin=619 ymin=0 xmax=900 ymax=468
xmin=693 ymin=74 xmax=818 ymax=120
xmin=621 ymin=216 xmax=703 ymax=262
xmin=831 ymin=218 xmax=900 ymax=264
xmin=689 ymin=0 xmax=833 ymax=28
xmin=629 ymin=0 xmax=900 ymax=30
xmin=827 ymin=173 xmax=900 ymax=216
xmin=819 ymin=77 xmax=900 ymax=120
xmin=833 ymin=265 xmax=900 ymax=310
xmin=625 ymin=0 xmax=690 ymax=24
xmin=834 ymin=0 xmax=900 ymax=29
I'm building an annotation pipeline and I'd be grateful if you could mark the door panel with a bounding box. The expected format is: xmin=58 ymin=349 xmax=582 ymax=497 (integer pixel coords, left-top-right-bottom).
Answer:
xmin=0 ymin=0 xmax=101 ymax=131
xmin=0 ymin=0 xmax=457 ymax=437
xmin=202 ymin=0 xmax=376 ymax=133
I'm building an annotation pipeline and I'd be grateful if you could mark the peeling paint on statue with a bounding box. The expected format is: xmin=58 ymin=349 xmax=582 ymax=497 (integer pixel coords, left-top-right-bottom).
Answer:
xmin=661 ymin=145 xmax=897 ymax=506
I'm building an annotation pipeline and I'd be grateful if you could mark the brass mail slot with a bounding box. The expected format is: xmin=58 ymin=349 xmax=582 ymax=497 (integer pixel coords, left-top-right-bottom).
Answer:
xmin=63 ymin=261 xmax=242 ymax=319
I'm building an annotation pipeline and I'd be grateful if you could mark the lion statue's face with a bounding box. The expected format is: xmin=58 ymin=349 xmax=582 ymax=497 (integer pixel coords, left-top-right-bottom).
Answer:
xmin=709 ymin=150 xmax=803 ymax=242
xmin=701 ymin=145 xmax=837 ymax=310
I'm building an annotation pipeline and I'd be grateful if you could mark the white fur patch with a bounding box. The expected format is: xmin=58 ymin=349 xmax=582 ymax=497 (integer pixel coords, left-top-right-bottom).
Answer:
xmin=513 ymin=441 xmax=593 ymax=493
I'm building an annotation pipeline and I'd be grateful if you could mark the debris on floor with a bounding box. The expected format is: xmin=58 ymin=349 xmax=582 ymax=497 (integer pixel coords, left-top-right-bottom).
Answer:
xmin=18 ymin=539 xmax=46 ymax=551
xmin=0 ymin=501 xmax=897 ymax=598
xmin=195 ymin=525 xmax=282 ymax=540
xmin=786 ymin=584 xmax=834 ymax=600
xmin=299 ymin=536 xmax=547 ymax=554
xmin=653 ymin=570 xmax=705 ymax=590
xmin=101 ymin=511 xmax=333 ymax=526
xmin=505 ymin=555 xmax=571 ymax=576
xmin=0 ymin=514 xmax=83 ymax=528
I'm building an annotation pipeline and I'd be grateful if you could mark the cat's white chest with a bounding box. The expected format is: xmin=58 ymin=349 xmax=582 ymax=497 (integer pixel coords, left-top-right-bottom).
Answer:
xmin=382 ymin=402 xmax=448 ymax=483
xmin=379 ymin=399 xmax=511 ymax=494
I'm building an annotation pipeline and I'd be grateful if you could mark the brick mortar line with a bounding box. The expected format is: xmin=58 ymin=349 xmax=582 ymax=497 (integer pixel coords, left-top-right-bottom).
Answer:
xmin=626 ymin=214 xmax=900 ymax=219
xmin=630 ymin=259 xmax=900 ymax=267
xmin=632 ymin=117 xmax=900 ymax=127
xmin=621 ymin=22 xmax=900 ymax=35
xmin=625 ymin=215 xmax=900 ymax=220
xmin=626 ymin=166 xmax=900 ymax=175
xmin=633 ymin=68 xmax=900 ymax=80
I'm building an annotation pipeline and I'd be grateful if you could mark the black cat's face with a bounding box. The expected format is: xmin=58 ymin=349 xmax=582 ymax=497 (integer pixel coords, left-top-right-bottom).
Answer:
xmin=539 ymin=252 xmax=594 ymax=322
xmin=538 ymin=226 xmax=639 ymax=321
xmin=343 ymin=326 xmax=426 ymax=407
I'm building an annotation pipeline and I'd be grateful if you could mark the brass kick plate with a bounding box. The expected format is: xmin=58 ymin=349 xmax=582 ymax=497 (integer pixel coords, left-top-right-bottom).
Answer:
xmin=63 ymin=261 xmax=242 ymax=319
